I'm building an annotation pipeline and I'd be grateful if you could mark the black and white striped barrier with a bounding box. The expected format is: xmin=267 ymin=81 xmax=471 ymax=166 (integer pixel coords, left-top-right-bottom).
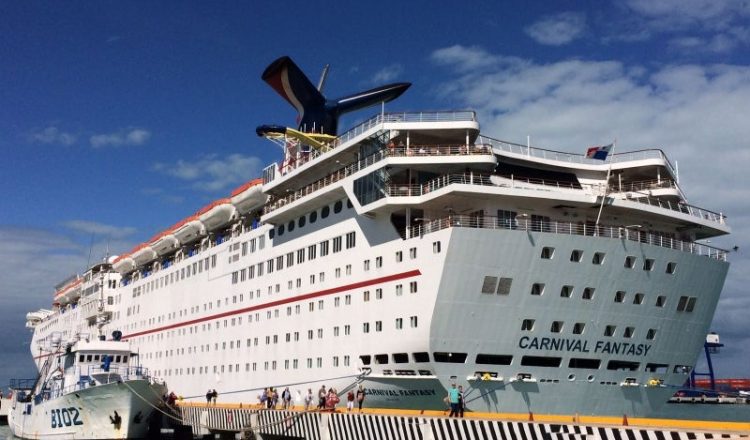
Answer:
xmin=178 ymin=406 xmax=750 ymax=440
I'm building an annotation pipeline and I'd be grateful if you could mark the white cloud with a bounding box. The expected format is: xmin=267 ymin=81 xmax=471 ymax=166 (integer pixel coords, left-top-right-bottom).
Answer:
xmin=28 ymin=126 xmax=77 ymax=145
xmin=432 ymin=45 xmax=750 ymax=375
xmin=524 ymin=12 xmax=586 ymax=46
xmin=370 ymin=64 xmax=404 ymax=84
xmin=62 ymin=220 xmax=137 ymax=240
xmin=152 ymin=153 xmax=263 ymax=192
xmin=90 ymin=128 xmax=151 ymax=148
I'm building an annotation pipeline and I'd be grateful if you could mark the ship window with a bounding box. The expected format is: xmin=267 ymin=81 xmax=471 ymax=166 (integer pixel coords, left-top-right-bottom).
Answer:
xmin=633 ymin=293 xmax=645 ymax=305
xmin=374 ymin=354 xmax=388 ymax=364
xmin=560 ymin=285 xmax=573 ymax=298
xmin=572 ymin=323 xmax=586 ymax=334
xmin=541 ymin=247 xmax=554 ymax=259
xmin=643 ymin=258 xmax=655 ymax=271
xmin=287 ymin=220 xmax=295 ymax=232
xmin=646 ymin=363 xmax=668 ymax=373
xmin=624 ymin=256 xmax=636 ymax=269
xmin=413 ymin=352 xmax=430 ymax=363
xmin=568 ymin=358 xmax=601 ymax=369
xmin=481 ymin=276 xmax=498 ymax=294
xmin=531 ymin=283 xmax=545 ymax=296
xmin=497 ymin=278 xmax=512 ymax=295
xmin=333 ymin=201 xmax=343 ymax=213
xmin=582 ymin=287 xmax=595 ymax=300
xmin=393 ymin=353 xmax=409 ymax=363
xmin=655 ymin=295 xmax=666 ymax=307
xmin=277 ymin=225 xmax=284 ymax=236
xmin=676 ymin=296 xmax=688 ymax=311
xmin=359 ymin=355 xmax=371 ymax=365
xmin=521 ymin=319 xmax=535 ymax=331
xmin=321 ymin=206 xmax=330 ymax=218
xmin=298 ymin=216 xmax=306 ymax=228
xmin=614 ymin=291 xmax=626 ymax=303
xmin=309 ymin=211 xmax=317 ymax=223
xmin=521 ymin=355 xmax=561 ymax=367
xmin=433 ymin=352 xmax=467 ymax=363
xmin=476 ymin=354 xmax=513 ymax=365
xmin=646 ymin=329 xmax=657 ymax=340
xmin=592 ymin=252 xmax=605 ymax=265
xmin=607 ymin=360 xmax=639 ymax=371
xmin=570 ymin=250 xmax=583 ymax=262
xmin=666 ymin=262 xmax=677 ymax=274
xmin=604 ymin=325 xmax=616 ymax=337
xmin=623 ymin=327 xmax=635 ymax=338
xmin=551 ymin=321 xmax=563 ymax=333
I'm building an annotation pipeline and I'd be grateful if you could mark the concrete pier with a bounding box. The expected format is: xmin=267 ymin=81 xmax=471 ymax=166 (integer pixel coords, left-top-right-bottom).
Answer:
xmin=178 ymin=404 xmax=750 ymax=440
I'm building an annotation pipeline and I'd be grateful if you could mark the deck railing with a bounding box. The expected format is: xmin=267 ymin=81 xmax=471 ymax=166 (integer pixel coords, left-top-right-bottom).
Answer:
xmin=405 ymin=215 xmax=728 ymax=261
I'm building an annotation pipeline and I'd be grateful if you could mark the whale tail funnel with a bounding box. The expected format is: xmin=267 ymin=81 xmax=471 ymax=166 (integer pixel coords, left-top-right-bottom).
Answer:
xmin=262 ymin=56 xmax=410 ymax=136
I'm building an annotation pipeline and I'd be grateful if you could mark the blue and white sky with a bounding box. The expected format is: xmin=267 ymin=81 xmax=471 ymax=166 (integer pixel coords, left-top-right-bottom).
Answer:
xmin=2 ymin=1 xmax=749 ymax=388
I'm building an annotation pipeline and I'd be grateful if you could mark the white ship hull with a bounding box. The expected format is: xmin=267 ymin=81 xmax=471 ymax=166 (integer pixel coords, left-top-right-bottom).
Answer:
xmin=8 ymin=379 xmax=166 ymax=440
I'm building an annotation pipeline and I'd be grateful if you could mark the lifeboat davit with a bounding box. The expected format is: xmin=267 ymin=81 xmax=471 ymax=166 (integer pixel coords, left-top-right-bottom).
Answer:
xmin=230 ymin=178 xmax=267 ymax=214
xmin=131 ymin=244 xmax=158 ymax=266
xmin=173 ymin=216 xmax=206 ymax=244
xmin=198 ymin=198 xmax=237 ymax=231
xmin=112 ymin=254 xmax=136 ymax=274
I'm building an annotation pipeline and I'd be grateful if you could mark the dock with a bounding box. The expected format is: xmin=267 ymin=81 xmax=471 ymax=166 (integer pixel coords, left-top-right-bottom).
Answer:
xmin=177 ymin=403 xmax=750 ymax=440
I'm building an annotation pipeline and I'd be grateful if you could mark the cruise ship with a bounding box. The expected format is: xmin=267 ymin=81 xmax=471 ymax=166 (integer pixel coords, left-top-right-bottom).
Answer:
xmin=23 ymin=56 xmax=748 ymax=424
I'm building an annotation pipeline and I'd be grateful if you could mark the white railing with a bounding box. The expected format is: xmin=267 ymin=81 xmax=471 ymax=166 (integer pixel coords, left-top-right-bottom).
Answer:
xmin=405 ymin=215 xmax=728 ymax=261
xmin=481 ymin=136 xmax=678 ymax=176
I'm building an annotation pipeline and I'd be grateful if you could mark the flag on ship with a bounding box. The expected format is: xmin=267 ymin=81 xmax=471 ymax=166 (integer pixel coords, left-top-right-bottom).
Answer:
xmin=586 ymin=143 xmax=613 ymax=160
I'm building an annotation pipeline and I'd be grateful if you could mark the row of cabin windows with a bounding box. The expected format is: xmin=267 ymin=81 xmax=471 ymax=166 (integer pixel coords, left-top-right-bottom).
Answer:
xmin=483 ymin=276 xmax=695 ymax=312
xmin=542 ymin=247 xmax=677 ymax=274
xmin=231 ymin=231 xmax=356 ymax=284
xmin=269 ymin=199 xmax=354 ymax=239
xmin=132 ymin=254 xmax=218 ymax=297
xmin=521 ymin=318 xmax=658 ymax=340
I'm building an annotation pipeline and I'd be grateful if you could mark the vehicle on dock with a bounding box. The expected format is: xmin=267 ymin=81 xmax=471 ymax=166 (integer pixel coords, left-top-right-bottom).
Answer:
xmin=8 ymin=334 xmax=167 ymax=439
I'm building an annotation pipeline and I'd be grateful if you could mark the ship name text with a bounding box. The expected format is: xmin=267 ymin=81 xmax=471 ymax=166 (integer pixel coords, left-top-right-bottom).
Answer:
xmin=518 ymin=336 xmax=652 ymax=356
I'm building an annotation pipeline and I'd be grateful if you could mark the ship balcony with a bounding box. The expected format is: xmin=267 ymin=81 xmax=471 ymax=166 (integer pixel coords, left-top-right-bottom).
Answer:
xmin=404 ymin=214 xmax=729 ymax=261
xmin=262 ymin=111 xmax=480 ymax=193
xmin=260 ymin=144 xmax=495 ymax=224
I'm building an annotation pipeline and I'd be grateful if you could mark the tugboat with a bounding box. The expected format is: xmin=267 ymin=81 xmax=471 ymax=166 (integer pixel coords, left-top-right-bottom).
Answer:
xmin=8 ymin=331 xmax=167 ymax=439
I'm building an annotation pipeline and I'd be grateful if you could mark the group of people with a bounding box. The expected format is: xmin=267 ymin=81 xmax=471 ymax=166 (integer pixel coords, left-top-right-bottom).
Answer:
xmin=204 ymin=389 xmax=218 ymax=405
xmin=259 ymin=387 xmax=293 ymax=409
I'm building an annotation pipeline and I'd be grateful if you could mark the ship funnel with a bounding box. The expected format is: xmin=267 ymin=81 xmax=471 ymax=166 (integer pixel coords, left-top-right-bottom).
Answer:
xmin=261 ymin=56 xmax=410 ymax=136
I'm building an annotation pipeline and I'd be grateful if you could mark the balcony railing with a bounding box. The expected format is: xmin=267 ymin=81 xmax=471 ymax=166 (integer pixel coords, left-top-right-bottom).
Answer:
xmin=263 ymin=145 xmax=493 ymax=215
xmin=405 ymin=215 xmax=728 ymax=261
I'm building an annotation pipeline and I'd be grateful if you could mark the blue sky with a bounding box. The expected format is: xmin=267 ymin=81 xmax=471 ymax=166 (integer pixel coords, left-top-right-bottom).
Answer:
xmin=2 ymin=1 xmax=749 ymax=388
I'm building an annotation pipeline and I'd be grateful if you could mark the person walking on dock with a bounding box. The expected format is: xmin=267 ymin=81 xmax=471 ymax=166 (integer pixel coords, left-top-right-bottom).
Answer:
xmin=448 ymin=384 xmax=460 ymax=417
xmin=356 ymin=385 xmax=365 ymax=413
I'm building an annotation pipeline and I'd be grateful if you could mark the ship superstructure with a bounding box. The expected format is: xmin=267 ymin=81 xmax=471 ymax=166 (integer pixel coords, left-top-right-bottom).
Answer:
xmin=25 ymin=57 xmax=743 ymax=422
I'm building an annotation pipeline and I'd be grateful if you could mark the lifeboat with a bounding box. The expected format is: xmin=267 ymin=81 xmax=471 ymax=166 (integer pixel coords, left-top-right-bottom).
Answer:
xmin=230 ymin=178 xmax=267 ymax=214
xmin=131 ymin=243 xmax=158 ymax=266
xmin=173 ymin=216 xmax=206 ymax=244
xmin=198 ymin=198 xmax=237 ymax=231
xmin=112 ymin=254 xmax=136 ymax=273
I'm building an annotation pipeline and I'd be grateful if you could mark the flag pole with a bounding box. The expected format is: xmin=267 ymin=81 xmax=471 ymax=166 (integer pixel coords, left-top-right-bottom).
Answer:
xmin=594 ymin=139 xmax=617 ymax=234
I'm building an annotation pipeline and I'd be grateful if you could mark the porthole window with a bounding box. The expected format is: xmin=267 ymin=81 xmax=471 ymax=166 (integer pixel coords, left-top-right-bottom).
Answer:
xmin=321 ymin=206 xmax=330 ymax=218
xmin=298 ymin=216 xmax=306 ymax=228
xmin=333 ymin=201 xmax=343 ymax=213
xmin=309 ymin=211 xmax=318 ymax=223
